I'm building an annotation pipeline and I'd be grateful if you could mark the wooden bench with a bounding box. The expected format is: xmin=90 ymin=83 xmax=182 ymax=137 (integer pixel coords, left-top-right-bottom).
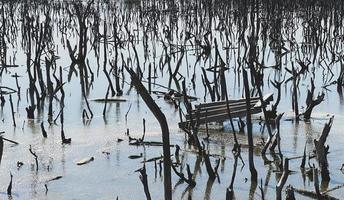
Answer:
xmin=179 ymin=93 xmax=273 ymax=130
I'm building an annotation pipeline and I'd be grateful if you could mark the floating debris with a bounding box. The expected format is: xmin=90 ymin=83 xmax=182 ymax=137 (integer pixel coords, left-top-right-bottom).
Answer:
xmin=76 ymin=157 xmax=95 ymax=166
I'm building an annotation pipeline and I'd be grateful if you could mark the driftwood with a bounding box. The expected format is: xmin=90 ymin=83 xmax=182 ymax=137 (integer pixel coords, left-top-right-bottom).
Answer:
xmin=46 ymin=176 xmax=63 ymax=182
xmin=77 ymin=157 xmax=94 ymax=165
xmin=128 ymin=153 xmax=143 ymax=159
xmin=92 ymin=98 xmax=126 ymax=102
xmin=314 ymin=116 xmax=334 ymax=182
xmin=141 ymin=155 xmax=164 ymax=163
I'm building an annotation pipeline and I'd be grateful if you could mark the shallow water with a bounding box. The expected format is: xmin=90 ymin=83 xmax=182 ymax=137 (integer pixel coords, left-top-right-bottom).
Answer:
xmin=0 ymin=0 xmax=344 ymax=199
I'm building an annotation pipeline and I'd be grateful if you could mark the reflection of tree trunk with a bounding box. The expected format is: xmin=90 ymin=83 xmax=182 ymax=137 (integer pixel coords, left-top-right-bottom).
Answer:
xmin=276 ymin=158 xmax=289 ymax=200
xmin=263 ymin=164 xmax=272 ymax=194
xmin=292 ymin=65 xmax=299 ymax=120
xmin=0 ymin=136 xmax=3 ymax=165
xmin=193 ymin=154 xmax=202 ymax=178
xmin=243 ymin=69 xmax=257 ymax=182
xmin=248 ymin=180 xmax=257 ymax=200
xmin=204 ymin=178 xmax=215 ymax=200
xmin=139 ymin=165 xmax=151 ymax=200
xmin=229 ymin=147 xmax=239 ymax=190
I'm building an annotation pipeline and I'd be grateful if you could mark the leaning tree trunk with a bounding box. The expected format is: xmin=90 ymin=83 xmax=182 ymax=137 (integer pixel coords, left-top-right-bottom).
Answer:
xmin=125 ymin=66 xmax=172 ymax=200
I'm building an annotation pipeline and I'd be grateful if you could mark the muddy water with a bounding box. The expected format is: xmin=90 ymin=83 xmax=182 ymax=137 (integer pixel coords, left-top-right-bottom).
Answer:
xmin=0 ymin=0 xmax=344 ymax=199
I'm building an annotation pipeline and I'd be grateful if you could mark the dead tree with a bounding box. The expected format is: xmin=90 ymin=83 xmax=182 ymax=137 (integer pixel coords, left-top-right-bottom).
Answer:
xmin=9 ymin=94 xmax=15 ymax=127
xmin=26 ymin=105 xmax=35 ymax=119
xmin=337 ymin=62 xmax=344 ymax=92
xmin=243 ymin=69 xmax=257 ymax=182
xmin=125 ymin=66 xmax=172 ymax=200
xmin=269 ymin=79 xmax=284 ymax=118
xmin=314 ymin=116 xmax=334 ymax=182
xmin=41 ymin=122 xmax=47 ymax=138
xmin=291 ymin=65 xmax=299 ymax=120
xmin=303 ymin=78 xmax=325 ymax=120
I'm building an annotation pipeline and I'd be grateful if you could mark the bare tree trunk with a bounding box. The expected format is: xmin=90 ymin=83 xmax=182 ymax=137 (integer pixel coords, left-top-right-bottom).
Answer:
xmin=314 ymin=116 xmax=334 ymax=182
